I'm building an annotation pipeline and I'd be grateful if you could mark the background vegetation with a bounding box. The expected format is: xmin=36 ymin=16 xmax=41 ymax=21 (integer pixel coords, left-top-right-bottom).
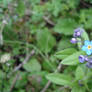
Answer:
xmin=0 ymin=0 xmax=92 ymax=92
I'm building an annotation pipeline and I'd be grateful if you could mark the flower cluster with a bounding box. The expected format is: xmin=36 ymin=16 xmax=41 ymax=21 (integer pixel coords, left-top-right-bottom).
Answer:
xmin=70 ymin=28 xmax=84 ymax=44
xmin=71 ymin=28 xmax=92 ymax=68
xmin=79 ymin=55 xmax=92 ymax=68
xmin=79 ymin=40 xmax=92 ymax=68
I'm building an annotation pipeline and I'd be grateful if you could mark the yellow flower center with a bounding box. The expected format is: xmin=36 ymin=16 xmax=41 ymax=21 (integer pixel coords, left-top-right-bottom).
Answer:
xmin=88 ymin=45 xmax=92 ymax=49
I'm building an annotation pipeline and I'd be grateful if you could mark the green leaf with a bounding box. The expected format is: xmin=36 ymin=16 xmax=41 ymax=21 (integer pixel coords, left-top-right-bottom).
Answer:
xmin=46 ymin=73 xmax=72 ymax=86
xmin=81 ymin=30 xmax=89 ymax=40
xmin=61 ymin=51 xmax=86 ymax=65
xmin=71 ymin=86 xmax=86 ymax=92
xmin=54 ymin=18 xmax=78 ymax=35
xmin=66 ymin=0 xmax=80 ymax=9
xmin=57 ymin=38 xmax=74 ymax=50
xmin=29 ymin=71 xmax=48 ymax=76
xmin=0 ymin=70 xmax=5 ymax=79
xmin=42 ymin=60 xmax=56 ymax=71
xmin=30 ymin=0 xmax=40 ymax=5
xmin=80 ymin=9 xmax=92 ymax=29
xmin=75 ymin=66 xmax=85 ymax=80
xmin=51 ymin=0 xmax=62 ymax=17
xmin=18 ymin=90 xmax=25 ymax=92
xmin=32 ymin=5 xmax=44 ymax=22
xmin=55 ymin=48 xmax=77 ymax=59
xmin=0 ymin=0 xmax=12 ymax=7
xmin=36 ymin=28 xmax=56 ymax=53
xmin=15 ymin=72 xmax=27 ymax=88
xmin=23 ymin=58 xmax=41 ymax=72
xmin=16 ymin=0 xmax=26 ymax=17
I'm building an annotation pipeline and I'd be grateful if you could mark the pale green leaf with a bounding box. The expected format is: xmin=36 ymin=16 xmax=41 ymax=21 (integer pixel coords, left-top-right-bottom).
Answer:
xmin=54 ymin=18 xmax=78 ymax=35
xmin=46 ymin=73 xmax=72 ymax=86
xmin=75 ymin=66 xmax=85 ymax=80
xmin=61 ymin=51 xmax=86 ymax=65
xmin=71 ymin=86 xmax=86 ymax=92
xmin=23 ymin=58 xmax=41 ymax=72
xmin=81 ymin=30 xmax=89 ymax=40
xmin=36 ymin=28 xmax=56 ymax=53
xmin=57 ymin=38 xmax=74 ymax=50
xmin=55 ymin=48 xmax=77 ymax=59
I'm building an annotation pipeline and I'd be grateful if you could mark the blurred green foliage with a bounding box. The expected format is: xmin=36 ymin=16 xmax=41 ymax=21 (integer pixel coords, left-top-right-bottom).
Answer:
xmin=0 ymin=0 xmax=92 ymax=92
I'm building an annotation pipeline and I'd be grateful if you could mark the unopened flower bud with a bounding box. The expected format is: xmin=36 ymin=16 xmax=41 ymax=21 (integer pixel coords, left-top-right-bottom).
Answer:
xmin=73 ymin=28 xmax=84 ymax=37
xmin=70 ymin=38 xmax=77 ymax=44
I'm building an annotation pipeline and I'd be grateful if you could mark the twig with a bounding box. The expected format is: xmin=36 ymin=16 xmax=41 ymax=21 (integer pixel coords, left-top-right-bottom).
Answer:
xmin=30 ymin=11 xmax=55 ymax=26
xmin=40 ymin=63 xmax=62 ymax=92
xmin=13 ymin=50 xmax=35 ymax=72
xmin=80 ymin=0 xmax=92 ymax=8
xmin=0 ymin=21 xmax=5 ymax=45
xmin=58 ymin=86 xmax=69 ymax=91
xmin=10 ymin=73 xmax=20 ymax=92
xmin=41 ymin=81 xmax=51 ymax=92
xmin=43 ymin=16 xmax=55 ymax=26
xmin=8 ymin=50 xmax=35 ymax=78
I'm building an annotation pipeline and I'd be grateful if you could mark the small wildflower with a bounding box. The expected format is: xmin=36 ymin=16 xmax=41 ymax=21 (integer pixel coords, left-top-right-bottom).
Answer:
xmin=84 ymin=56 xmax=89 ymax=61
xmin=0 ymin=54 xmax=11 ymax=63
xmin=2 ymin=20 xmax=8 ymax=24
xmin=85 ymin=57 xmax=92 ymax=68
xmin=86 ymin=62 xmax=92 ymax=68
xmin=73 ymin=28 xmax=84 ymax=37
xmin=70 ymin=27 xmax=92 ymax=68
xmin=70 ymin=38 xmax=77 ymax=44
xmin=6 ymin=63 xmax=11 ymax=66
xmin=79 ymin=55 xmax=85 ymax=63
xmin=79 ymin=55 xmax=89 ymax=63
xmin=82 ymin=40 xmax=92 ymax=55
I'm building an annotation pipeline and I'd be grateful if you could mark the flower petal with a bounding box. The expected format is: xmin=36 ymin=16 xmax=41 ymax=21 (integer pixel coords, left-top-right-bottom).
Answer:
xmin=84 ymin=40 xmax=90 ymax=46
xmin=79 ymin=55 xmax=85 ymax=63
xmin=91 ymin=41 xmax=92 ymax=45
xmin=82 ymin=46 xmax=87 ymax=51
xmin=86 ymin=62 xmax=92 ymax=68
xmin=86 ymin=50 xmax=91 ymax=55
xmin=90 ymin=48 xmax=92 ymax=52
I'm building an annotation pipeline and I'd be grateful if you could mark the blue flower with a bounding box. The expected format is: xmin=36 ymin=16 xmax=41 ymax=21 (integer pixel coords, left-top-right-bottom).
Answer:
xmin=82 ymin=40 xmax=92 ymax=55
xmin=79 ymin=55 xmax=88 ymax=63
xmin=85 ymin=57 xmax=92 ymax=68
xmin=86 ymin=62 xmax=92 ymax=68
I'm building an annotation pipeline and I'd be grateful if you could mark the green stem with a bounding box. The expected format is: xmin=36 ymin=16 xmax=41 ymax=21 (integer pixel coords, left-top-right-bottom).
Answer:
xmin=84 ymin=82 xmax=90 ymax=92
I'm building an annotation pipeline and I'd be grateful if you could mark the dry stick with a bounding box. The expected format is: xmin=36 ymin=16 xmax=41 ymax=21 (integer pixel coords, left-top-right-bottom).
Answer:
xmin=80 ymin=0 xmax=92 ymax=8
xmin=0 ymin=22 xmax=6 ymax=45
xmin=13 ymin=50 xmax=35 ymax=73
xmin=30 ymin=11 xmax=55 ymax=26
xmin=58 ymin=86 xmax=69 ymax=91
xmin=7 ymin=50 xmax=35 ymax=78
xmin=10 ymin=73 xmax=20 ymax=92
xmin=41 ymin=63 xmax=62 ymax=92
xmin=9 ymin=50 xmax=35 ymax=91
xmin=43 ymin=16 xmax=55 ymax=26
